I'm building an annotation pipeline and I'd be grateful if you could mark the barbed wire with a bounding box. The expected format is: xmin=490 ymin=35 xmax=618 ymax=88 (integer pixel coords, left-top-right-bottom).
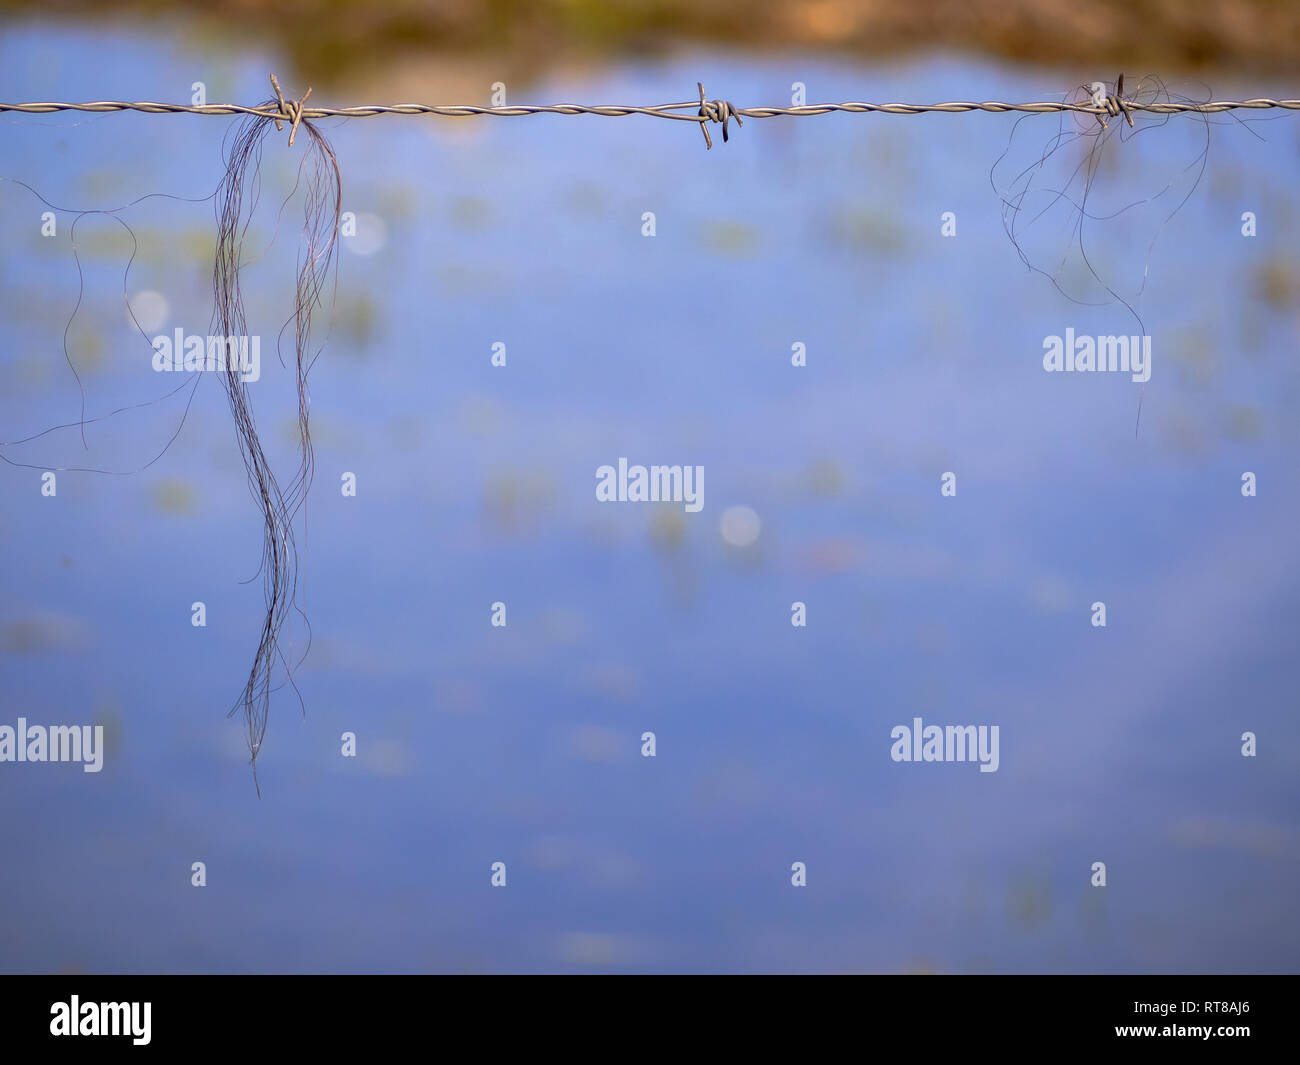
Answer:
xmin=2 ymin=75 xmax=1298 ymax=149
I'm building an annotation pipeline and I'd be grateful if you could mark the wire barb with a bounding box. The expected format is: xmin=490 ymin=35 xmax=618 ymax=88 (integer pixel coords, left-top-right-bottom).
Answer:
xmin=696 ymin=82 xmax=742 ymax=149
xmin=1097 ymin=73 xmax=1134 ymax=130
xmin=268 ymin=73 xmax=312 ymax=146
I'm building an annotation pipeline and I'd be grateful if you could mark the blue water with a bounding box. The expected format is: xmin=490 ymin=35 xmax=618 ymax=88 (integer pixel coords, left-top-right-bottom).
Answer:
xmin=1 ymin=25 xmax=1297 ymax=973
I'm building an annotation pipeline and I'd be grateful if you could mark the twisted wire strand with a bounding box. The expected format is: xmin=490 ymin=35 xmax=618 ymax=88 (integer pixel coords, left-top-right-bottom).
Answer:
xmin=4 ymin=97 xmax=1299 ymax=120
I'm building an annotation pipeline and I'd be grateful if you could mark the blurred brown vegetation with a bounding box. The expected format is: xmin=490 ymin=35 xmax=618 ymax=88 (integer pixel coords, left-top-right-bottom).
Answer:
xmin=5 ymin=0 xmax=1300 ymax=88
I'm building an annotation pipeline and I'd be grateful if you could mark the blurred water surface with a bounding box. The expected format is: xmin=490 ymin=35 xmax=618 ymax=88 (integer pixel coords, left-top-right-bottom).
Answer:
xmin=0 ymin=25 xmax=1298 ymax=973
